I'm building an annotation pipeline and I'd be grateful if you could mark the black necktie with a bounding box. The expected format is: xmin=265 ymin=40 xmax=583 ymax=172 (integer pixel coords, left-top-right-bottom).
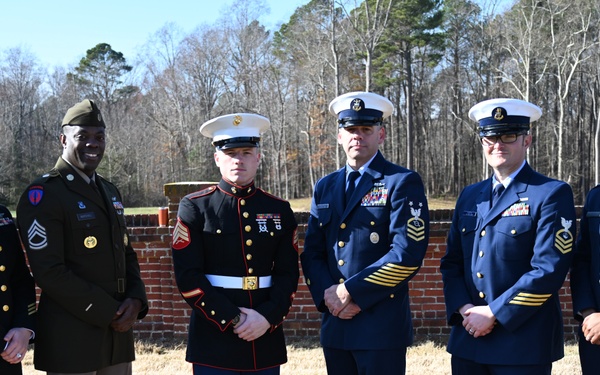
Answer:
xmin=492 ymin=184 xmax=505 ymax=206
xmin=90 ymin=179 xmax=101 ymax=196
xmin=345 ymin=171 xmax=360 ymax=206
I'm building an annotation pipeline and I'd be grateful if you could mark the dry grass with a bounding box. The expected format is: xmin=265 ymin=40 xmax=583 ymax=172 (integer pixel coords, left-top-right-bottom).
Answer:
xmin=22 ymin=339 xmax=582 ymax=374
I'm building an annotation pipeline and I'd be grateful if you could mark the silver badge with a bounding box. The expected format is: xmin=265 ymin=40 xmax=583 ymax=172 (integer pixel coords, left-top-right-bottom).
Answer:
xmin=67 ymin=174 xmax=74 ymax=181
xmin=370 ymin=232 xmax=379 ymax=244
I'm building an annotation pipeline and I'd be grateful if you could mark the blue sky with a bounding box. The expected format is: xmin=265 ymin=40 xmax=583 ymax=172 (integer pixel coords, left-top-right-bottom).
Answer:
xmin=0 ymin=0 xmax=307 ymax=68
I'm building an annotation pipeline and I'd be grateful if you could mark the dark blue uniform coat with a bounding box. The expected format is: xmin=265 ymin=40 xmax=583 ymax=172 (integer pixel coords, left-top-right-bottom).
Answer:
xmin=16 ymin=158 xmax=148 ymax=373
xmin=172 ymin=179 xmax=299 ymax=371
xmin=570 ymin=184 xmax=600 ymax=372
xmin=441 ymin=163 xmax=575 ymax=365
xmin=0 ymin=206 xmax=36 ymax=375
xmin=301 ymin=151 xmax=429 ymax=350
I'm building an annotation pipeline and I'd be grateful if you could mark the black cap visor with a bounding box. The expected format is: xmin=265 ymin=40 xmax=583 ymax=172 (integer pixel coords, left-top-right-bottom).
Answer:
xmin=213 ymin=136 xmax=261 ymax=150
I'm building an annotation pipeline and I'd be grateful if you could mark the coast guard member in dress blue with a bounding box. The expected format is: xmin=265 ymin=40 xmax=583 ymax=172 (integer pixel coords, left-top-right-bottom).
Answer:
xmin=171 ymin=113 xmax=299 ymax=375
xmin=301 ymin=92 xmax=429 ymax=375
xmin=571 ymin=185 xmax=600 ymax=374
xmin=440 ymin=98 xmax=576 ymax=375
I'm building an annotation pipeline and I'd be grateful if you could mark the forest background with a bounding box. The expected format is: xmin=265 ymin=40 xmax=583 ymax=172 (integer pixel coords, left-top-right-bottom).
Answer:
xmin=1 ymin=0 xmax=599 ymax=208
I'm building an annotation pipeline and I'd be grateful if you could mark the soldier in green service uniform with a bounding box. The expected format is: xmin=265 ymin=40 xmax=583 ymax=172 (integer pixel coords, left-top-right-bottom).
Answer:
xmin=16 ymin=99 xmax=148 ymax=375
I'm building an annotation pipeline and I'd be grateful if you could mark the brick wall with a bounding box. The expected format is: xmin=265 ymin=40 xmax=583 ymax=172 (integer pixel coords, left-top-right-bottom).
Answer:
xmin=125 ymin=183 xmax=580 ymax=343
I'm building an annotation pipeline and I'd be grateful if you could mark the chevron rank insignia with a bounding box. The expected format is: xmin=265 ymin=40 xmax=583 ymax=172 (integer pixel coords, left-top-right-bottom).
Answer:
xmin=555 ymin=217 xmax=573 ymax=254
xmin=407 ymin=201 xmax=426 ymax=241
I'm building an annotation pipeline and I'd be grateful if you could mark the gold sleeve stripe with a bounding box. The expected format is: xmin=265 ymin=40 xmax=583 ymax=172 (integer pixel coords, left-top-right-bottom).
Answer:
xmin=28 ymin=303 xmax=36 ymax=315
xmin=182 ymin=288 xmax=203 ymax=298
xmin=364 ymin=263 xmax=419 ymax=287
xmin=509 ymin=292 xmax=551 ymax=306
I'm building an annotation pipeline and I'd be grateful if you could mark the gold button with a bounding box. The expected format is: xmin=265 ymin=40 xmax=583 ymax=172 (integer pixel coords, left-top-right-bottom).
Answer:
xmin=211 ymin=310 xmax=216 ymax=316
xmin=479 ymin=292 xmax=485 ymax=298
xmin=307 ymin=279 xmax=311 ymax=285
xmin=340 ymin=223 xmax=346 ymax=229
xmin=0 ymin=246 xmax=3 ymax=251
xmin=248 ymin=268 xmax=254 ymax=274
xmin=201 ymin=302 xmax=206 ymax=306
xmin=221 ymin=320 xmax=226 ymax=324
xmin=338 ymin=241 xmax=345 ymax=248
xmin=243 ymin=212 xmax=249 ymax=218
xmin=338 ymin=259 xmax=345 ymax=266
xmin=477 ymin=272 xmax=483 ymax=278
xmin=370 ymin=221 xmax=375 ymax=226
xmin=390 ymin=294 xmax=395 ymax=298
xmin=0 ymin=265 xmax=5 ymax=272
xmin=240 ymin=199 xmax=246 ymax=206
xmin=2 ymin=305 xmax=8 ymax=312
xmin=479 ymin=251 xmax=484 ymax=257
xmin=462 ymin=228 xmax=466 ymax=233
xmin=216 ymin=229 xmax=222 ymax=234
xmin=246 ymin=254 xmax=252 ymax=260
xmin=270 ymin=232 xmax=274 ymax=236
xmin=246 ymin=239 xmax=253 ymax=246
xmin=339 ymin=278 xmax=344 ymax=284
xmin=245 ymin=225 xmax=252 ymax=232
xmin=0 ymin=285 xmax=6 ymax=292
xmin=480 ymin=230 xmax=486 ymax=237
xmin=320 ymin=223 xmax=323 ymax=227
xmin=511 ymin=229 xmax=517 ymax=234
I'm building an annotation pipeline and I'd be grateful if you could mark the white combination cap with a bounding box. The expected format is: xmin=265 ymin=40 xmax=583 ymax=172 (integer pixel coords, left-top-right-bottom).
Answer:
xmin=468 ymin=98 xmax=542 ymax=137
xmin=329 ymin=91 xmax=393 ymax=128
xmin=200 ymin=113 xmax=270 ymax=149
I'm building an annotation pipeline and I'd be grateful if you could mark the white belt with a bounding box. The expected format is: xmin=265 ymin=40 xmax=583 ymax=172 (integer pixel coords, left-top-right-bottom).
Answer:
xmin=205 ymin=274 xmax=272 ymax=290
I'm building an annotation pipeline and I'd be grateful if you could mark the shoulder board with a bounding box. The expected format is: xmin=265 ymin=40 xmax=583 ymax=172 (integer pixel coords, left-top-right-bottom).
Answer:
xmin=259 ymin=188 xmax=288 ymax=203
xmin=31 ymin=169 xmax=59 ymax=184
xmin=188 ymin=185 xmax=217 ymax=199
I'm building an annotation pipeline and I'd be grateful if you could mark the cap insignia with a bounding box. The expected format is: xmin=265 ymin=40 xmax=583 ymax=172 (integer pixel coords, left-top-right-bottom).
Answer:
xmin=493 ymin=107 xmax=504 ymax=121
xmin=97 ymin=113 xmax=102 ymax=122
xmin=233 ymin=115 xmax=242 ymax=126
xmin=351 ymin=98 xmax=363 ymax=112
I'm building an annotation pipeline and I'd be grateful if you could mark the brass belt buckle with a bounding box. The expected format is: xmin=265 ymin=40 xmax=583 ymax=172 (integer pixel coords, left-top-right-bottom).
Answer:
xmin=242 ymin=276 xmax=258 ymax=290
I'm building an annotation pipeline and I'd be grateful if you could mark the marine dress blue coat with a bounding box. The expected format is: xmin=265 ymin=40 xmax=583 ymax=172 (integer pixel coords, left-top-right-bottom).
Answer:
xmin=441 ymin=163 xmax=575 ymax=365
xmin=301 ymin=151 xmax=429 ymax=350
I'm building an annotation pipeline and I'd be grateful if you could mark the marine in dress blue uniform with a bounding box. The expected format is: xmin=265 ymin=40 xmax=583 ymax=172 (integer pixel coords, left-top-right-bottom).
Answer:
xmin=440 ymin=98 xmax=576 ymax=375
xmin=570 ymin=185 xmax=600 ymax=374
xmin=301 ymin=92 xmax=430 ymax=375
xmin=0 ymin=205 xmax=36 ymax=375
xmin=171 ymin=114 xmax=299 ymax=375
xmin=16 ymin=99 xmax=148 ymax=374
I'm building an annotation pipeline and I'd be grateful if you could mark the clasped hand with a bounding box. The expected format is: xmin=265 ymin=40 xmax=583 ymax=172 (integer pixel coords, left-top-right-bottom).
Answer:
xmin=324 ymin=284 xmax=361 ymax=319
xmin=111 ymin=298 xmax=142 ymax=332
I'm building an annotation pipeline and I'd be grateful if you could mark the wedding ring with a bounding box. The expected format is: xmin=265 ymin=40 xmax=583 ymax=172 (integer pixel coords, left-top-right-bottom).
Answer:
xmin=16 ymin=353 xmax=22 ymax=358
xmin=469 ymin=329 xmax=474 ymax=334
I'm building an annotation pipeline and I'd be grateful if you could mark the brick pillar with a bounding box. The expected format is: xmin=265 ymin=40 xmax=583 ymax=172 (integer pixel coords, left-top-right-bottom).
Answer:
xmin=163 ymin=182 xmax=218 ymax=227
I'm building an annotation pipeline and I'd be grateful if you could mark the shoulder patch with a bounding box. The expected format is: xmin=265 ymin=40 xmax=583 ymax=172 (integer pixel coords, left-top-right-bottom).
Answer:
xmin=28 ymin=186 xmax=44 ymax=206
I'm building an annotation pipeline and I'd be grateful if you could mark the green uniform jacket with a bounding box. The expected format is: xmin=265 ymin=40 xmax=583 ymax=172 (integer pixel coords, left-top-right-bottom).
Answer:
xmin=16 ymin=157 xmax=148 ymax=373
